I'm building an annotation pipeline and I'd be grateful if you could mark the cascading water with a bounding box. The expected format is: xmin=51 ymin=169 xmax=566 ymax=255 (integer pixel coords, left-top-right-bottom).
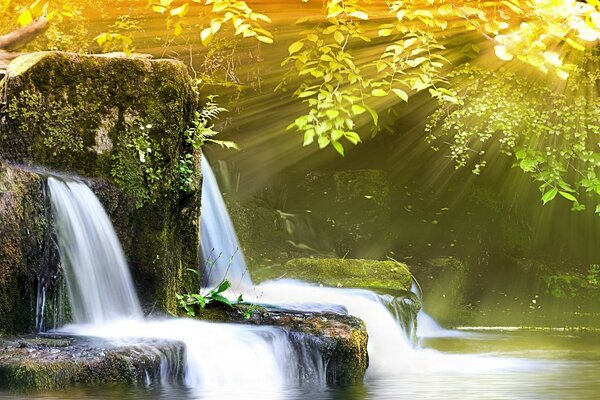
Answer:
xmin=200 ymin=159 xmax=252 ymax=289
xmin=47 ymin=175 xmax=327 ymax=394
xmin=48 ymin=178 xmax=143 ymax=324
xmin=200 ymin=158 xmax=530 ymax=377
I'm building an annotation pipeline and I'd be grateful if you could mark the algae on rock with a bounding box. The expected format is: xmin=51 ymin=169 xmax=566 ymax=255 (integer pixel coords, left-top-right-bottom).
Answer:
xmin=255 ymin=257 xmax=413 ymax=292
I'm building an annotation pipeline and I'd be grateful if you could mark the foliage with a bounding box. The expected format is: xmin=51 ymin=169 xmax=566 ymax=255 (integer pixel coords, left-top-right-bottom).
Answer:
xmin=94 ymin=16 xmax=142 ymax=55
xmin=184 ymin=94 xmax=237 ymax=150
xmin=543 ymin=264 xmax=600 ymax=299
xmin=425 ymin=60 xmax=600 ymax=214
xmin=176 ymin=269 xmax=241 ymax=317
xmin=3 ymin=0 xmax=599 ymax=209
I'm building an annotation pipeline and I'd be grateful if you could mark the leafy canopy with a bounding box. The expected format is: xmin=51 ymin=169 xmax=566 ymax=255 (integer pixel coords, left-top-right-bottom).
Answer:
xmin=2 ymin=0 xmax=600 ymax=212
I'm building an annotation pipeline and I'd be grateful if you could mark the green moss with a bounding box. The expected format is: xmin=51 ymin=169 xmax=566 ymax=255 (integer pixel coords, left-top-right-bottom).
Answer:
xmin=255 ymin=257 xmax=412 ymax=291
xmin=0 ymin=52 xmax=198 ymax=208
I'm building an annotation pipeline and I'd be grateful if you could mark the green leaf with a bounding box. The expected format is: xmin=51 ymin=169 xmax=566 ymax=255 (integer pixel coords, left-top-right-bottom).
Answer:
xmin=216 ymin=280 xmax=231 ymax=294
xmin=210 ymin=293 xmax=232 ymax=307
xmin=542 ymin=188 xmax=558 ymax=204
xmin=326 ymin=109 xmax=340 ymax=119
xmin=351 ymin=104 xmax=366 ymax=115
xmin=559 ymin=191 xmax=577 ymax=202
xmin=364 ymin=105 xmax=379 ymax=125
xmin=371 ymin=89 xmax=387 ymax=97
xmin=332 ymin=141 xmax=345 ymax=156
xmin=391 ymin=88 xmax=409 ymax=102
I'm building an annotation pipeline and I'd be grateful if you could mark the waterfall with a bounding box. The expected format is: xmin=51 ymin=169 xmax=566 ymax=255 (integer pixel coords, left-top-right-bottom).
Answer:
xmin=200 ymin=158 xmax=252 ymax=289
xmin=200 ymin=159 xmax=419 ymax=373
xmin=48 ymin=175 xmax=327 ymax=392
xmin=199 ymin=158 xmax=528 ymax=377
xmin=48 ymin=177 xmax=143 ymax=324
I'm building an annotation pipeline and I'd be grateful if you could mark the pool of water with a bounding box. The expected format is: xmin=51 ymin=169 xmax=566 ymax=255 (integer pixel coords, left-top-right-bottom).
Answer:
xmin=2 ymin=329 xmax=599 ymax=399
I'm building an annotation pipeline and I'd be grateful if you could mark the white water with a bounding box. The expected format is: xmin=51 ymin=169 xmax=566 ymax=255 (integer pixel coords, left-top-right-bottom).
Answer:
xmin=200 ymin=159 xmax=252 ymax=289
xmin=47 ymin=163 xmax=535 ymax=397
xmin=48 ymin=176 xmax=325 ymax=394
xmin=48 ymin=178 xmax=142 ymax=324
xmin=200 ymin=158 xmax=534 ymax=377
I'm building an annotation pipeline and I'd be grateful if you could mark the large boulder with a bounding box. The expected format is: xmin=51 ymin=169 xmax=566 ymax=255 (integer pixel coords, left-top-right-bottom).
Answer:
xmin=0 ymin=52 xmax=202 ymax=318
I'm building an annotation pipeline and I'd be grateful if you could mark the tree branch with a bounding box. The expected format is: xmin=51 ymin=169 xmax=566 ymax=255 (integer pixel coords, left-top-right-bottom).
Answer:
xmin=0 ymin=16 xmax=49 ymax=52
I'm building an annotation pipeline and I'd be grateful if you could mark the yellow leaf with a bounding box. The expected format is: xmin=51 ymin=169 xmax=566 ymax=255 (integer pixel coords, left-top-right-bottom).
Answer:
xmin=565 ymin=37 xmax=586 ymax=51
xmin=371 ymin=89 xmax=387 ymax=97
xmin=256 ymin=35 xmax=274 ymax=44
xmin=152 ymin=5 xmax=167 ymax=14
xmin=438 ymin=4 xmax=453 ymax=16
xmin=349 ymin=11 xmax=368 ymax=20
xmin=200 ymin=27 xmax=213 ymax=46
xmin=288 ymin=40 xmax=304 ymax=55
xmin=173 ymin=22 xmax=182 ymax=36
xmin=170 ymin=3 xmax=189 ymax=17
xmin=17 ymin=9 xmax=33 ymax=26
xmin=494 ymin=45 xmax=514 ymax=61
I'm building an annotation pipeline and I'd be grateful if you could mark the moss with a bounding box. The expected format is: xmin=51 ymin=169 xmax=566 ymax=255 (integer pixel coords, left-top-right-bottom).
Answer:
xmin=255 ymin=257 xmax=412 ymax=291
xmin=0 ymin=162 xmax=60 ymax=335
xmin=0 ymin=52 xmax=198 ymax=208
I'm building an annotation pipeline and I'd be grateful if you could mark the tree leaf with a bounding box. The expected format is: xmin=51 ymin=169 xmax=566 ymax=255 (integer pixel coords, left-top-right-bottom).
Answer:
xmin=288 ymin=40 xmax=304 ymax=55
xmin=542 ymin=188 xmax=558 ymax=204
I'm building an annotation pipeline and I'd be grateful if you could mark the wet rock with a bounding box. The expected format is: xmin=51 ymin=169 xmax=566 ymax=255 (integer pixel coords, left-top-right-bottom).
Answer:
xmin=0 ymin=162 xmax=62 ymax=335
xmin=0 ymin=335 xmax=184 ymax=391
xmin=255 ymin=257 xmax=412 ymax=292
xmin=0 ymin=52 xmax=202 ymax=318
xmin=192 ymin=303 xmax=369 ymax=386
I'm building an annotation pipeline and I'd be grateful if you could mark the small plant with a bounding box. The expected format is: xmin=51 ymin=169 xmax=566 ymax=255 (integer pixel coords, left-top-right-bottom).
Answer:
xmin=176 ymin=268 xmax=239 ymax=317
xmin=184 ymin=95 xmax=237 ymax=150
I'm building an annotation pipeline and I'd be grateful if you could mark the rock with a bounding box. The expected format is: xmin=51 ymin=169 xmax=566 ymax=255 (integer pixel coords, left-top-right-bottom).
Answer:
xmin=0 ymin=52 xmax=202 ymax=318
xmin=191 ymin=302 xmax=369 ymax=385
xmin=0 ymin=51 xmax=199 ymax=206
xmin=0 ymin=335 xmax=184 ymax=390
xmin=254 ymin=257 xmax=413 ymax=292
xmin=0 ymin=162 xmax=62 ymax=335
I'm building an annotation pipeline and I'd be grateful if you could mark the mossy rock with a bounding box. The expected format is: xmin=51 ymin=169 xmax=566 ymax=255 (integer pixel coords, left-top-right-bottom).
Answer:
xmin=189 ymin=302 xmax=368 ymax=385
xmin=254 ymin=257 xmax=412 ymax=292
xmin=0 ymin=335 xmax=184 ymax=391
xmin=0 ymin=162 xmax=62 ymax=335
xmin=0 ymin=51 xmax=199 ymax=207
xmin=0 ymin=52 xmax=202 ymax=318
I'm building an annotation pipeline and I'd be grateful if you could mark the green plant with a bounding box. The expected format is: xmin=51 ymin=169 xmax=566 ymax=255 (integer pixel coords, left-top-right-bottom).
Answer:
xmin=176 ymin=268 xmax=240 ymax=317
xmin=587 ymin=264 xmax=600 ymax=287
xmin=184 ymin=94 xmax=237 ymax=150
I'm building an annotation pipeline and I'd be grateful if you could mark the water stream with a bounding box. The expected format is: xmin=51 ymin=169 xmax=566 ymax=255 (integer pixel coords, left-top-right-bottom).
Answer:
xmin=47 ymin=177 xmax=326 ymax=395
xmin=41 ymin=167 xmax=600 ymax=399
